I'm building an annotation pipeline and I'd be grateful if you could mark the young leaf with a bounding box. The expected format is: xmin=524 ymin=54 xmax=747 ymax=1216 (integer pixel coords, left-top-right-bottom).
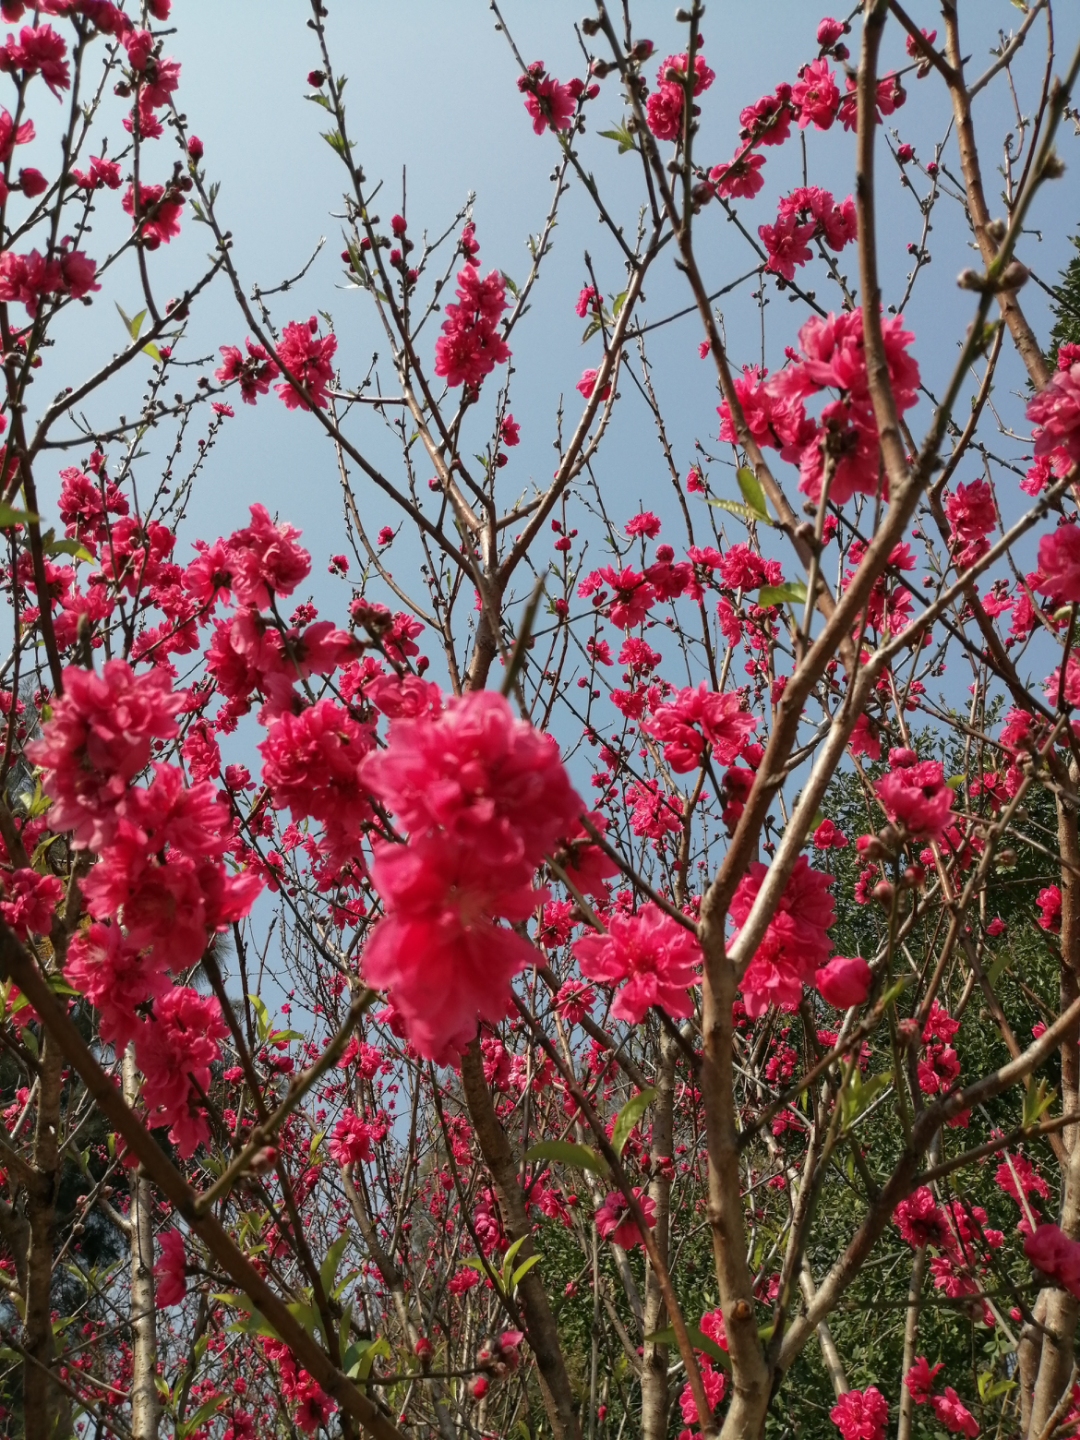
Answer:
xmin=523 ymin=1139 xmax=609 ymax=1174
xmin=759 ymin=581 xmax=808 ymax=607
xmin=612 ymin=1086 xmax=657 ymax=1158
xmin=736 ymin=467 xmax=768 ymax=518
xmin=319 ymin=1233 xmax=350 ymax=1298
xmin=511 ymin=1253 xmax=542 ymax=1291
xmin=0 ymin=503 xmax=38 ymax=528
xmin=598 ymin=125 xmax=637 ymax=155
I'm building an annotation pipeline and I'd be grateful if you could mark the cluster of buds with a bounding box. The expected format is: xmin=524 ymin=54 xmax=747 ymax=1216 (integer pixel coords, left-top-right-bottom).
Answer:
xmin=470 ymin=1329 xmax=524 ymax=1397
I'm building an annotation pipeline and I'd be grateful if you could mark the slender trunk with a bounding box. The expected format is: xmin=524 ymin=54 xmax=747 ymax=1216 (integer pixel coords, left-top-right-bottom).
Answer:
xmin=941 ymin=0 xmax=1051 ymax=390
xmin=640 ymin=1036 xmax=676 ymax=1440
xmin=124 ymin=1047 xmax=160 ymax=1440
xmin=460 ymin=1040 xmax=579 ymax=1440
xmin=697 ymin=929 xmax=770 ymax=1440
xmin=24 ymin=1034 xmax=70 ymax=1440
xmin=897 ymin=1246 xmax=926 ymax=1440
xmin=1028 ymin=1140 xmax=1080 ymax=1435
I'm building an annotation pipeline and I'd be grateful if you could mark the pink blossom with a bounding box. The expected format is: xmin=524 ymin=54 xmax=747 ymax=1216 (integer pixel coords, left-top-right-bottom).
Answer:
xmin=434 ymin=265 xmax=509 ymax=389
xmin=792 ymin=58 xmax=840 ymax=130
xmin=931 ymin=1389 xmax=978 ymax=1437
xmin=328 ymin=1111 xmax=372 ymax=1165
xmin=945 ymin=480 xmax=996 ymax=568
xmin=0 ymin=24 xmax=70 ymax=97
xmin=0 ymin=870 xmax=62 ymax=939
xmin=876 ymin=760 xmax=954 ymax=840
xmin=135 ymin=987 xmax=229 ymax=1158
xmin=215 ymin=338 xmax=280 ymax=405
xmin=260 ymin=700 xmax=373 ymax=855
xmin=710 ymin=151 xmax=766 ymax=200
xmin=813 ymin=819 xmax=848 ymax=850
xmin=595 ymin=1188 xmax=656 ymax=1249
xmin=362 ymin=837 xmax=540 ymax=1063
xmin=679 ymin=1358 xmax=726 ymax=1427
xmin=1027 ymin=362 xmax=1080 ymax=465
xmin=65 ymin=923 xmax=171 ymax=1049
xmin=830 ymin=1386 xmax=888 ymax=1440
xmin=362 ymin=691 xmax=581 ymax=868
xmin=1036 ymin=523 xmax=1080 ymax=602
xmin=275 ymin=320 xmax=337 ymax=410
xmin=643 ymin=684 xmax=757 ymax=773
xmin=894 ymin=1187 xmax=951 ymax=1249
xmin=815 ymin=956 xmax=871 ymax=1008
xmin=759 ymin=211 xmax=817 ymax=281
xmin=574 ymin=903 xmax=700 ymax=1023
xmin=739 ymin=86 xmax=793 ymax=146
xmin=904 ymin=1356 xmax=944 ymax=1404
xmin=520 ymin=70 xmax=575 ymax=134
xmin=1024 ymin=1223 xmax=1080 ymax=1298
xmin=1036 ymin=885 xmax=1062 ymax=933
xmin=28 ymin=661 xmax=184 ymax=851
xmin=227 ymin=503 xmax=311 ymax=606
xmin=154 ymin=1229 xmax=187 ymax=1308
xmin=731 ymin=856 xmax=836 ymax=1016
xmin=577 ymin=367 xmax=612 ymax=402
xmin=625 ymin=511 xmax=661 ymax=539
xmin=501 ymin=414 xmax=520 ymax=446
xmin=121 ymin=182 xmax=183 ymax=246
xmin=817 ymin=18 xmax=845 ymax=47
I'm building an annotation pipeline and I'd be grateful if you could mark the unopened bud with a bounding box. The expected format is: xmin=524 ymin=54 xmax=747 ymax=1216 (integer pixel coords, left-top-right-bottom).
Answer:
xmin=581 ymin=16 xmax=601 ymax=35
xmin=1041 ymin=151 xmax=1066 ymax=180
xmin=873 ymin=880 xmax=895 ymax=908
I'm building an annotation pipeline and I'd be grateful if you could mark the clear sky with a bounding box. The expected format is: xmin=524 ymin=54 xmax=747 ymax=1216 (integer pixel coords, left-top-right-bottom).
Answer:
xmin=15 ymin=0 xmax=1079 ymax=734
xmin=30 ymin=0 xmax=1079 ymax=589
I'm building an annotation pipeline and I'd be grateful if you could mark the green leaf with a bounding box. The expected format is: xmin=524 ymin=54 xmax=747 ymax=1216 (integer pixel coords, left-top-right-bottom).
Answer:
xmin=306 ymin=92 xmax=332 ymax=110
xmin=143 ymin=342 xmax=162 ymax=363
xmin=759 ymin=581 xmax=807 ymax=607
xmin=178 ymin=1398 xmax=224 ymax=1438
xmin=501 ymin=1235 xmax=529 ymax=1292
xmin=345 ymin=1336 xmax=391 ymax=1383
xmin=319 ymin=1233 xmax=350 ymax=1298
xmin=598 ymin=125 xmax=637 ymax=155
xmin=43 ymin=536 xmax=94 ymax=562
xmin=706 ymin=496 xmax=773 ymax=528
xmin=839 ymin=1070 xmax=893 ymax=1130
xmin=736 ymin=467 xmax=768 ymax=519
xmin=115 ymin=304 xmax=147 ymax=341
xmin=248 ymin=993 xmax=270 ymax=1042
xmin=612 ymin=1087 xmax=656 ymax=1159
xmin=523 ymin=1139 xmax=609 ymax=1175
xmin=0 ymin=502 xmax=38 ymax=528
xmin=511 ymin=1253 xmax=542 ymax=1290
xmin=1023 ymin=1077 xmax=1055 ymax=1128
xmin=644 ymin=1325 xmax=730 ymax=1369
xmin=612 ymin=289 xmax=628 ymax=318
xmin=502 ymin=272 xmax=520 ymax=296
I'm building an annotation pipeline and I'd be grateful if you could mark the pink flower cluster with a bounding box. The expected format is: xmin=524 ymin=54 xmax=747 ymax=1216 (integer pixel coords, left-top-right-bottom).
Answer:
xmin=730 ymin=855 xmax=836 ymax=1015
xmin=0 ymin=243 xmax=99 ymax=316
xmin=274 ymin=318 xmax=337 ymax=411
xmin=574 ymin=903 xmax=700 ymax=1023
xmin=29 ymin=660 xmax=261 ymax=1156
xmin=717 ymin=308 xmax=920 ymax=506
xmin=594 ymin=1187 xmax=656 ymax=1249
xmin=645 ymin=50 xmax=715 ymax=142
xmin=759 ymin=186 xmax=856 ymax=282
xmin=1027 ymin=360 xmax=1080 ymax=466
xmin=434 ymin=259 xmax=510 ymax=390
xmin=643 ymin=684 xmax=757 ymax=774
xmin=875 ymin=755 xmax=954 ymax=841
xmin=360 ymin=692 xmax=585 ymax=1062
xmin=1025 ymin=1222 xmax=1080 ymax=1298
xmin=830 ymin=1386 xmax=888 ymax=1440
xmin=905 ymin=1358 xmax=979 ymax=1436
